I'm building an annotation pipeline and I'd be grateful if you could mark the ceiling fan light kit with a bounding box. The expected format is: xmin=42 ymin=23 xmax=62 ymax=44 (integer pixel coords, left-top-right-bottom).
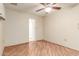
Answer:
xmin=45 ymin=7 xmax=52 ymax=13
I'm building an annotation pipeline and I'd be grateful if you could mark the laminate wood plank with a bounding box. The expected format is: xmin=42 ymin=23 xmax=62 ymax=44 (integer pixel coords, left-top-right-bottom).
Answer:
xmin=3 ymin=40 xmax=79 ymax=56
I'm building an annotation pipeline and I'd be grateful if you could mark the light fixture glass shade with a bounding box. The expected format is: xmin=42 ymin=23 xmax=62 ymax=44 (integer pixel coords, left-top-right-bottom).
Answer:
xmin=45 ymin=7 xmax=52 ymax=13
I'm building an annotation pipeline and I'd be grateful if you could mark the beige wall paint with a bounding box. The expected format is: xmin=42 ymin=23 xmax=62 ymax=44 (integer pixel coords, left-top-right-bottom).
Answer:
xmin=4 ymin=8 xmax=44 ymax=46
xmin=0 ymin=21 xmax=3 ymax=55
xmin=0 ymin=3 xmax=5 ymax=55
xmin=44 ymin=5 xmax=79 ymax=50
xmin=0 ymin=4 xmax=5 ymax=18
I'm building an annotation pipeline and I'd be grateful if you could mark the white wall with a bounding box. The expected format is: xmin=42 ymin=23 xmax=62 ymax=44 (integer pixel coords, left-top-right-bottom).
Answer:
xmin=4 ymin=8 xmax=44 ymax=46
xmin=44 ymin=5 xmax=79 ymax=50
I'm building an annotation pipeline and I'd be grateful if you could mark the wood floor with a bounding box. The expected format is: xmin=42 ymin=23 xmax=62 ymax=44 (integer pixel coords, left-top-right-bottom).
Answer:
xmin=3 ymin=40 xmax=79 ymax=56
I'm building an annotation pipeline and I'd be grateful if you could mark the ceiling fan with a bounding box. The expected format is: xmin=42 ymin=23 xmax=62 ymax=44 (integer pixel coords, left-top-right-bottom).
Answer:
xmin=36 ymin=3 xmax=61 ymax=12
xmin=10 ymin=3 xmax=61 ymax=13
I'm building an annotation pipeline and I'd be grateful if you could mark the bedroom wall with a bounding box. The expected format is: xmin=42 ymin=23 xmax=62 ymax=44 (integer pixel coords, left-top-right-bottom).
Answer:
xmin=0 ymin=21 xmax=4 ymax=55
xmin=44 ymin=5 xmax=79 ymax=50
xmin=4 ymin=8 xmax=44 ymax=46
xmin=0 ymin=3 xmax=5 ymax=55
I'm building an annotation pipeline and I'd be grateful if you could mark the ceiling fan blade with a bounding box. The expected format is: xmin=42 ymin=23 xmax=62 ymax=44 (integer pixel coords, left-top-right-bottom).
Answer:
xmin=40 ymin=3 xmax=45 ymax=5
xmin=40 ymin=3 xmax=49 ymax=6
xmin=36 ymin=8 xmax=45 ymax=12
xmin=52 ymin=3 xmax=56 ymax=5
xmin=10 ymin=3 xmax=17 ymax=6
xmin=52 ymin=7 xmax=61 ymax=10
